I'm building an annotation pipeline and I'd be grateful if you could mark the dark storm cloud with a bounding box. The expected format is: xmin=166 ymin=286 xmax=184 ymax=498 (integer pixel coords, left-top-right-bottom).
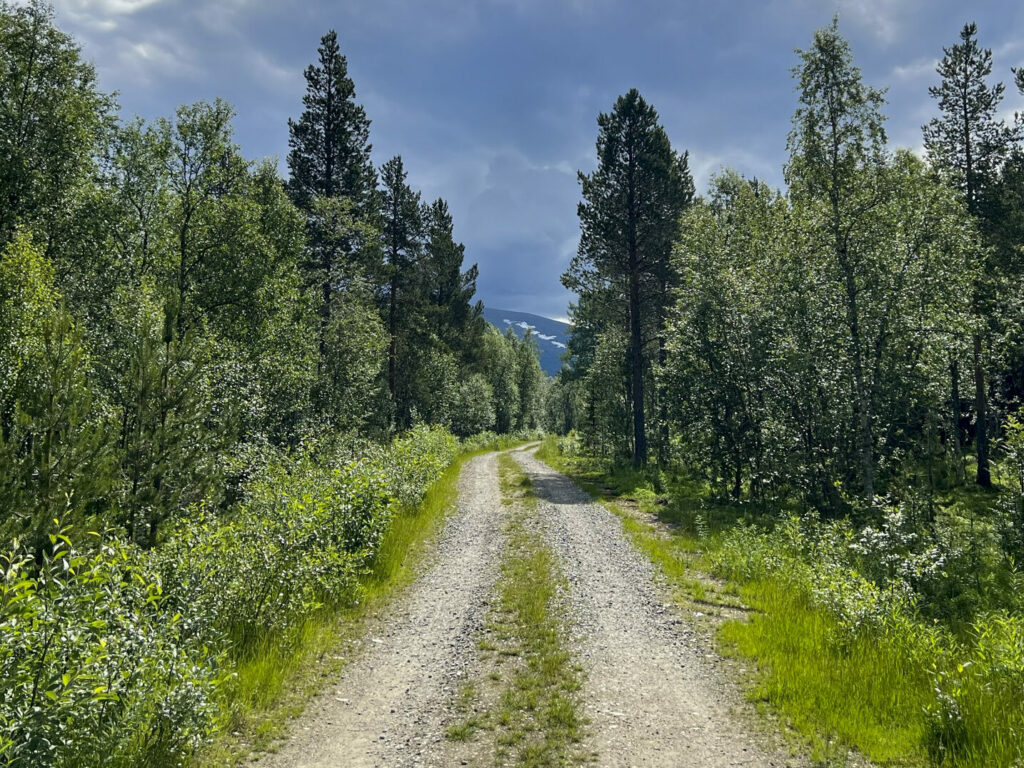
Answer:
xmin=42 ymin=0 xmax=1024 ymax=320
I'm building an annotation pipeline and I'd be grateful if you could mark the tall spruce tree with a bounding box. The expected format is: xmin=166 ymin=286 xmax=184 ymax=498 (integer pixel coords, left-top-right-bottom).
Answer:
xmin=287 ymin=30 xmax=375 ymax=212
xmin=378 ymin=155 xmax=423 ymax=423
xmin=422 ymin=198 xmax=483 ymax=359
xmin=287 ymin=30 xmax=377 ymax=365
xmin=924 ymin=22 xmax=1020 ymax=487
xmin=563 ymin=89 xmax=690 ymax=465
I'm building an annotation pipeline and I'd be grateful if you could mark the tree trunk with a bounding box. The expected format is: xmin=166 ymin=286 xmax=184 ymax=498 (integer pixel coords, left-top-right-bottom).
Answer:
xmin=974 ymin=333 xmax=991 ymax=487
xmin=629 ymin=269 xmax=646 ymax=466
xmin=950 ymin=357 xmax=965 ymax=485
xmin=843 ymin=264 xmax=874 ymax=499
xmin=388 ymin=274 xmax=398 ymax=401
xmin=656 ymin=331 xmax=669 ymax=465
xmin=319 ymin=252 xmax=331 ymax=364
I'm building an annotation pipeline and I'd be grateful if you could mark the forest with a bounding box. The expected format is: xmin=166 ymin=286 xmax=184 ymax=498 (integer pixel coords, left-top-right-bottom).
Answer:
xmin=0 ymin=2 xmax=542 ymax=765
xmin=3 ymin=1 xmax=1024 ymax=767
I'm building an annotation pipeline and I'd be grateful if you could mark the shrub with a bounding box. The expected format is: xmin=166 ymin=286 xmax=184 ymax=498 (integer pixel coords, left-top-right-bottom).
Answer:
xmin=0 ymin=531 xmax=224 ymax=768
xmin=1 ymin=425 xmax=460 ymax=765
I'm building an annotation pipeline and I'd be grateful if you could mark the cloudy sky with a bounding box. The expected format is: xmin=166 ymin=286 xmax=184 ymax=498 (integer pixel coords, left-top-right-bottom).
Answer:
xmin=44 ymin=0 xmax=1024 ymax=320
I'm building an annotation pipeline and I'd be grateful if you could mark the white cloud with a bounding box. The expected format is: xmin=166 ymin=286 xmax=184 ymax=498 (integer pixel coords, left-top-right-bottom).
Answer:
xmin=57 ymin=0 xmax=164 ymax=15
xmin=114 ymin=30 xmax=198 ymax=84
xmin=836 ymin=0 xmax=909 ymax=43
xmin=891 ymin=57 xmax=937 ymax=82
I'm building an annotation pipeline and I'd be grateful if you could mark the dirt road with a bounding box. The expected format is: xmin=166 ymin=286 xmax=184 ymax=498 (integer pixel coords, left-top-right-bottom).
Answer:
xmin=259 ymin=446 xmax=797 ymax=767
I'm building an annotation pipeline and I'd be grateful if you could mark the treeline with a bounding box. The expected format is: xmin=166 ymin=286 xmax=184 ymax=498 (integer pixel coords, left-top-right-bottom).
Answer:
xmin=555 ymin=20 xmax=1024 ymax=513
xmin=0 ymin=2 xmax=541 ymax=764
xmin=0 ymin=3 xmax=543 ymax=553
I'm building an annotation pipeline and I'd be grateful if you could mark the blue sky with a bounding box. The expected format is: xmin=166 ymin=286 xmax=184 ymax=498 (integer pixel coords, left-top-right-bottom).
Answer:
xmin=46 ymin=0 xmax=1024 ymax=320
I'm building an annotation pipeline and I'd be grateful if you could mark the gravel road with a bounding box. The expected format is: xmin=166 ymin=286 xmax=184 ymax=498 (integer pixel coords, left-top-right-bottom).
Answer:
xmin=259 ymin=446 xmax=799 ymax=767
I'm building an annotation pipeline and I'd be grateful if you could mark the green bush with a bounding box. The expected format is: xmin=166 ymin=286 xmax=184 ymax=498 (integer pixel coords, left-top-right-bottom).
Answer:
xmin=926 ymin=612 xmax=1024 ymax=767
xmin=0 ymin=531 xmax=224 ymax=768
xmin=710 ymin=507 xmax=1024 ymax=766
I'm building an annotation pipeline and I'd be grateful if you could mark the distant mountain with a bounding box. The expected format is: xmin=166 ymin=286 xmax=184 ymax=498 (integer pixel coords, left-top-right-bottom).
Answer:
xmin=482 ymin=308 xmax=570 ymax=376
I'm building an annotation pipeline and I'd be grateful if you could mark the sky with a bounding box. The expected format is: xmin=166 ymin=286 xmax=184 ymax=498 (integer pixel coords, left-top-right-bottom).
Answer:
xmin=41 ymin=0 xmax=1024 ymax=321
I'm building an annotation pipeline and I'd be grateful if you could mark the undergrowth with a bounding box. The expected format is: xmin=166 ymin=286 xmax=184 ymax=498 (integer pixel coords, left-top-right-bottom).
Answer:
xmin=202 ymin=433 xmax=526 ymax=766
xmin=0 ymin=429 xmax=522 ymax=768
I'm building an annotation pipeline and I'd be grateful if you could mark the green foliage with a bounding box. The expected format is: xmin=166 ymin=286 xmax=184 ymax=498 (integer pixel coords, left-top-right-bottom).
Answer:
xmin=0 ymin=530 xmax=224 ymax=768
xmin=0 ymin=426 xmax=459 ymax=766
xmin=0 ymin=0 xmax=112 ymax=242
xmin=0 ymin=234 xmax=110 ymax=552
xmin=450 ymin=374 xmax=496 ymax=437
xmin=563 ymin=88 xmax=693 ymax=465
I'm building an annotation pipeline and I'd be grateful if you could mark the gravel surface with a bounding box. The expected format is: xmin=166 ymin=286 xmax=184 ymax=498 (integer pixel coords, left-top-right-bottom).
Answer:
xmin=256 ymin=451 xmax=507 ymax=768
xmin=513 ymin=448 xmax=800 ymax=768
xmin=258 ymin=446 xmax=801 ymax=767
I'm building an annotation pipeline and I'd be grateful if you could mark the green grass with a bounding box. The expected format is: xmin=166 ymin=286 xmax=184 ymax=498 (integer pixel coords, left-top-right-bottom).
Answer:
xmin=532 ymin=436 xmax=1024 ymax=765
xmin=720 ymin=581 xmax=932 ymax=765
xmin=201 ymin=443 xmax=515 ymax=767
xmin=449 ymin=451 xmax=588 ymax=766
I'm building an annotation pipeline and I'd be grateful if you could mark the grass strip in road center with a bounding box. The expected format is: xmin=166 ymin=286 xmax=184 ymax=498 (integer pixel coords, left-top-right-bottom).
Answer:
xmin=447 ymin=453 xmax=590 ymax=767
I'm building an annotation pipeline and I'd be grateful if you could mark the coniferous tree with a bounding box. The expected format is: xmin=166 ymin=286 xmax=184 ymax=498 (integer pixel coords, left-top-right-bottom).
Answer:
xmin=287 ymin=30 xmax=378 ymax=365
xmin=563 ymin=89 xmax=690 ymax=465
xmin=287 ymin=30 xmax=375 ymax=213
xmin=924 ymin=22 xmax=1021 ymax=487
xmin=378 ymin=155 xmax=423 ymax=425
xmin=422 ymin=198 xmax=483 ymax=360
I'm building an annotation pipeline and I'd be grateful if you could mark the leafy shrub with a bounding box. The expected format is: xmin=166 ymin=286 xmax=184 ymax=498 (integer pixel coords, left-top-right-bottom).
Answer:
xmin=0 ymin=531 xmax=224 ymax=768
xmin=926 ymin=613 xmax=1024 ymax=767
xmin=1 ymin=425 xmax=460 ymax=765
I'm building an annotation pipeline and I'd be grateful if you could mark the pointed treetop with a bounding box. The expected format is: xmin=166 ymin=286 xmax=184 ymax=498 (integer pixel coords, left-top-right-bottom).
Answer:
xmin=923 ymin=21 xmax=1019 ymax=213
xmin=287 ymin=30 xmax=375 ymax=213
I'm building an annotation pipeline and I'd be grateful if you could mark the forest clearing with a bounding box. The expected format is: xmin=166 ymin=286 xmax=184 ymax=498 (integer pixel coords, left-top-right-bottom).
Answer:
xmin=3 ymin=1 xmax=1024 ymax=766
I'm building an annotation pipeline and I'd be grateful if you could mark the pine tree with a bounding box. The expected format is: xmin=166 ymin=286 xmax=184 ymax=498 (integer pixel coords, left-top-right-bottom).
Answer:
xmin=924 ymin=23 xmax=1016 ymax=215
xmin=378 ymin=155 xmax=423 ymax=424
xmin=924 ymin=22 xmax=1020 ymax=488
xmin=422 ymin=198 xmax=483 ymax=359
xmin=287 ymin=31 xmax=378 ymax=368
xmin=287 ymin=30 xmax=375 ymax=213
xmin=563 ymin=89 xmax=690 ymax=465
